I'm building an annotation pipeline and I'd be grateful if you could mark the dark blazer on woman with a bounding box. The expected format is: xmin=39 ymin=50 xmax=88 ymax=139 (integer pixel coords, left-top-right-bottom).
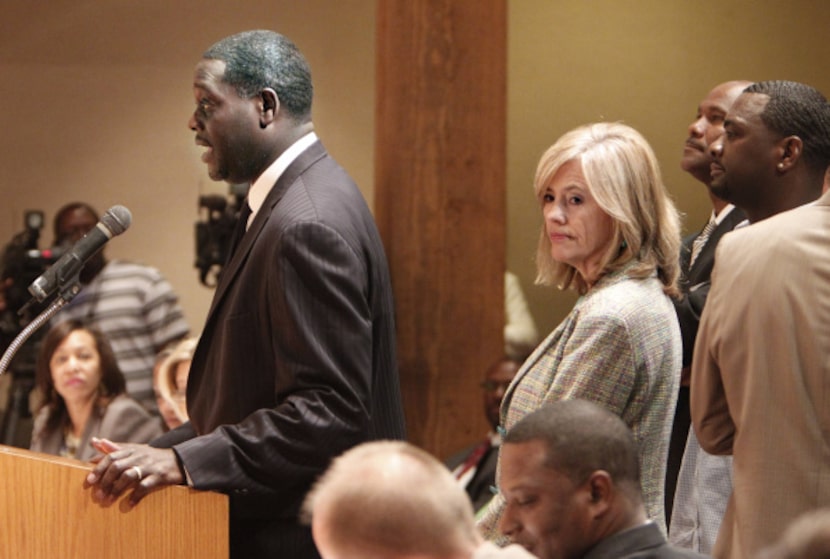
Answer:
xmin=31 ymin=394 xmax=163 ymax=461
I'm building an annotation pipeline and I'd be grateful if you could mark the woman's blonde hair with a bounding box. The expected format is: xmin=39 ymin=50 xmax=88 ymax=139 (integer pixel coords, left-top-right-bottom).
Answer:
xmin=156 ymin=337 xmax=198 ymax=424
xmin=533 ymin=122 xmax=680 ymax=296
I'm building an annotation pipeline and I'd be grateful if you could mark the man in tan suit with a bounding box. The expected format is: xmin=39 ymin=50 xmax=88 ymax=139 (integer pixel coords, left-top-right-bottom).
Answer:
xmin=691 ymin=80 xmax=830 ymax=558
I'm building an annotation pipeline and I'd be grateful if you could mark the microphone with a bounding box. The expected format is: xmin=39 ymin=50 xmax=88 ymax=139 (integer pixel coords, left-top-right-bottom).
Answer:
xmin=27 ymin=205 xmax=132 ymax=303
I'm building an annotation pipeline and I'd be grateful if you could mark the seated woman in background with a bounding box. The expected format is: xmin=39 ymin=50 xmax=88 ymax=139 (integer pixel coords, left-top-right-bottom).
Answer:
xmin=153 ymin=337 xmax=197 ymax=430
xmin=30 ymin=319 xmax=163 ymax=460
xmin=478 ymin=122 xmax=682 ymax=537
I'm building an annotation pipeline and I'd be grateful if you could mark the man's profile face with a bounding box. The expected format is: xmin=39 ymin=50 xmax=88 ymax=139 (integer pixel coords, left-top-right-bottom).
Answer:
xmin=681 ymin=82 xmax=749 ymax=185
xmin=498 ymin=440 xmax=594 ymax=559
xmin=188 ymin=58 xmax=262 ymax=184
xmin=709 ymin=92 xmax=777 ymax=207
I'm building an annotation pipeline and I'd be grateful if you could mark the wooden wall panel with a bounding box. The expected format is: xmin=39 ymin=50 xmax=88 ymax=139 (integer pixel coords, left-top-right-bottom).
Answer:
xmin=375 ymin=0 xmax=507 ymax=459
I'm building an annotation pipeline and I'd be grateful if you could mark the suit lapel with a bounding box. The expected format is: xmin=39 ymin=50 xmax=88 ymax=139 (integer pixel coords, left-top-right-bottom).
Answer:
xmin=204 ymin=141 xmax=328 ymax=324
xmin=687 ymin=206 xmax=747 ymax=281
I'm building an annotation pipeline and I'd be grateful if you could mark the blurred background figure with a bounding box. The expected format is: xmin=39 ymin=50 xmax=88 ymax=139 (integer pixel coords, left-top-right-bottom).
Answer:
xmin=303 ymin=440 xmax=534 ymax=559
xmin=446 ymin=355 xmax=523 ymax=514
xmin=29 ymin=319 xmax=163 ymax=460
xmin=151 ymin=344 xmax=175 ymax=431
xmin=504 ymin=271 xmax=539 ymax=360
xmin=48 ymin=202 xmax=190 ymax=415
xmin=153 ymin=337 xmax=197 ymax=430
xmin=478 ymin=122 xmax=682 ymax=538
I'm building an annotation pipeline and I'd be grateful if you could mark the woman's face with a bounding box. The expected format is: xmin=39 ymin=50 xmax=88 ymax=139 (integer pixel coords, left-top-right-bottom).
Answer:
xmin=49 ymin=329 xmax=103 ymax=405
xmin=541 ymin=159 xmax=615 ymax=285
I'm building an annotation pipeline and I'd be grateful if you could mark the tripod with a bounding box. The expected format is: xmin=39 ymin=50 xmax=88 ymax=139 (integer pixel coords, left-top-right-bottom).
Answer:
xmin=0 ymin=285 xmax=78 ymax=447
xmin=1 ymin=357 xmax=36 ymax=447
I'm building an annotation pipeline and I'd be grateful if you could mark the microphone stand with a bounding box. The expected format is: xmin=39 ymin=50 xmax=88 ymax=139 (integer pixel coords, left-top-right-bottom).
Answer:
xmin=0 ymin=280 xmax=82 ymax=375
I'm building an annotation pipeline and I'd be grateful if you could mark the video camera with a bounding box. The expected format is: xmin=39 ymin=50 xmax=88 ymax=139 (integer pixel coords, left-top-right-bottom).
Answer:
xmin=0 ymin=210 xmax=66 ymax=446
xmin=195 ymin=183 xmax=249 ymax=287
xmin=0 ymin=211 xmax=65 ymax=346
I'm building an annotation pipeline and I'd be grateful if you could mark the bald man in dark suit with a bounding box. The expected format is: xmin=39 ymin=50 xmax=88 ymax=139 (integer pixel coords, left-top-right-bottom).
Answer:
xmin=666 ymin=82 xmax=749 ymax=542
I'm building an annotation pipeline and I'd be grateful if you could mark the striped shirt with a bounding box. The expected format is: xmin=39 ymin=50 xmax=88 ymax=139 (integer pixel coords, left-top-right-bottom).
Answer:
xmin=52 ymin=260 xmax=190 ymax=411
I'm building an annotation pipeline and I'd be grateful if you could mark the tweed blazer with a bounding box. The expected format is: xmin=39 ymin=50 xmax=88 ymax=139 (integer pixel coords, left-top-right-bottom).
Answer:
xmin=478 ymin=268 xmax=681 ymax=538
xmin=691 ymin=190 xmax=830 ymax=558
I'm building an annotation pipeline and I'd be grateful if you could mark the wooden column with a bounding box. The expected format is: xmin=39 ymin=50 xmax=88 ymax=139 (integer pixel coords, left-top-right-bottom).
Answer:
xmin=375 ymin=0 xmax=507 ymax=459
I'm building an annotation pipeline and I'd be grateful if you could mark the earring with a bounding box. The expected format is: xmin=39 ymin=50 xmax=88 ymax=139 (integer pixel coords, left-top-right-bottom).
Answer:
xmin=777 ymin=162 xmax=785 ymax=170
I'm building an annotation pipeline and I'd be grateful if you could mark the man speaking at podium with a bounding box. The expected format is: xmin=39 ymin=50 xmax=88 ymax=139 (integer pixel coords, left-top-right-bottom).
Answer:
xmin=84 ymin=30 xmax=406 ymax=559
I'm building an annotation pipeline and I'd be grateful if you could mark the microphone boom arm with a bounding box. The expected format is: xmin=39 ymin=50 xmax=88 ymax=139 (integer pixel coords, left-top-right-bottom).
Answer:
xmin=0 ymin=280 xmax=83 ymax=375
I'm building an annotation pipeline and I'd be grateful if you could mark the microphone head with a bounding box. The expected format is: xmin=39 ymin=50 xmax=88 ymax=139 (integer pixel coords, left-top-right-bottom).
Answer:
xmin=101 ymin=205 xmax=132 ymax=236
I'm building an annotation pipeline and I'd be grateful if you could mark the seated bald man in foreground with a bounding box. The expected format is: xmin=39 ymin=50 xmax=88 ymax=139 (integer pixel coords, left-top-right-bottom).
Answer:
xmin=302 ymin=440 xmax=533 ymax=559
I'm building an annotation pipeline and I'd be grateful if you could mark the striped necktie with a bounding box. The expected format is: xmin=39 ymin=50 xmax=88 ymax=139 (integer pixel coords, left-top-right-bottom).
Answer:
xmin=690 ymin=216 xmax=717 ymax=268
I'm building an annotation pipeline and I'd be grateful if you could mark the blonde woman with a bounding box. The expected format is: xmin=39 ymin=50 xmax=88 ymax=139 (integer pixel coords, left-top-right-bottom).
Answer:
xmin=478 ymin=122 xmax=682 ymax=539
xmin=154 ymin=337 xmax=198 ymax=430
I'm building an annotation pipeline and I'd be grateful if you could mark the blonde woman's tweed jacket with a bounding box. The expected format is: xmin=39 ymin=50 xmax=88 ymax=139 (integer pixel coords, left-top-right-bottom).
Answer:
xmin=478 ymin=268 xmax=681 ymax=538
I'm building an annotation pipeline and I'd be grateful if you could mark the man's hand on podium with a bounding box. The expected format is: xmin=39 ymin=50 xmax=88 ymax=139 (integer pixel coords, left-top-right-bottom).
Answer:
xmin=83 ymin=437 xmax=184 ymax=508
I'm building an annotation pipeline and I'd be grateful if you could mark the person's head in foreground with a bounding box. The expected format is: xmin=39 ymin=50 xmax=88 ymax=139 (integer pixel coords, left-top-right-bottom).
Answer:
xmin=303 ymin=440 xmax=513 ymax=559
xmin=498 ymin=399 xmax=648 ymax=559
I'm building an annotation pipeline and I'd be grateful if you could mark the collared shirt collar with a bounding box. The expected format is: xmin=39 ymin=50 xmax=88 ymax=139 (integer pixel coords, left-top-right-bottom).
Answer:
xmin=711 ymin=203 xmax=736 ymax=227
xmin=735 ymin=198 xmax=821 ymax=230
xmin=245 ymin=131 xmax=318 ymax=228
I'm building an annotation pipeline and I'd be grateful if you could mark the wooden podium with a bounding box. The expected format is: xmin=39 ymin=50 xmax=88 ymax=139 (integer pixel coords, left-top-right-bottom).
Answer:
xmin=0 ymin=445 xmax=228 ymax=558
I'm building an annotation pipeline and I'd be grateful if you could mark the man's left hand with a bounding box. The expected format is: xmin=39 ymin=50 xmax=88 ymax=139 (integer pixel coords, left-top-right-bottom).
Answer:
xmin=83 ymin=438 xmax=184 ymax=508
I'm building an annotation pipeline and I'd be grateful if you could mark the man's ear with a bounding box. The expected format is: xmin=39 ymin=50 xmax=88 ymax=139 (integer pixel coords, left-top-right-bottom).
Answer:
xmin=259 ymin=88 xmax=279 ymax=127
xmin=584 ymin=471 xmax=613 ymax=516
xmin=777 ymin=135 xmax=803 ymax=173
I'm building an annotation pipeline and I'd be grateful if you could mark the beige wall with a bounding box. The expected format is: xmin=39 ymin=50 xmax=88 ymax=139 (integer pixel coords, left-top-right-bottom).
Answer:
xmin=0 ymin=1 xmax=376 ymax=333
xmin=507 ymin=0 xmax=830 ymax=336
xmin=2 ymin=0 xmax=830 ymax=362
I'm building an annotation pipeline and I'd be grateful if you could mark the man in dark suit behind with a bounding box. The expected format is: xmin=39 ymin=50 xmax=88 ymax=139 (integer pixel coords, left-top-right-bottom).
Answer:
xmin=84 ymin=30 xmax=406 ymax=559
xmin=665 ymin=81 xmax=750 ymax=536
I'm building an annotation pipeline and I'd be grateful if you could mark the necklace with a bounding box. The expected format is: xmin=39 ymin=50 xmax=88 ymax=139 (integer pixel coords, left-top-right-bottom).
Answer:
xmin=63 ymin=427 xmax=81 ymax=459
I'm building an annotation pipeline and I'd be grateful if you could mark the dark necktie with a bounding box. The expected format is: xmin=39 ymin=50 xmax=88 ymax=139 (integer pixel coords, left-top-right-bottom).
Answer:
xmin=227 ymin=200 xmax=252 ymax=259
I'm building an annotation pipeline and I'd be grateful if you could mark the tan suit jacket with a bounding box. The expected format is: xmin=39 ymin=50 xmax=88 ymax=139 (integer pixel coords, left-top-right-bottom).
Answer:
xmin=691 ymin=190 xmax=830 ymax=558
